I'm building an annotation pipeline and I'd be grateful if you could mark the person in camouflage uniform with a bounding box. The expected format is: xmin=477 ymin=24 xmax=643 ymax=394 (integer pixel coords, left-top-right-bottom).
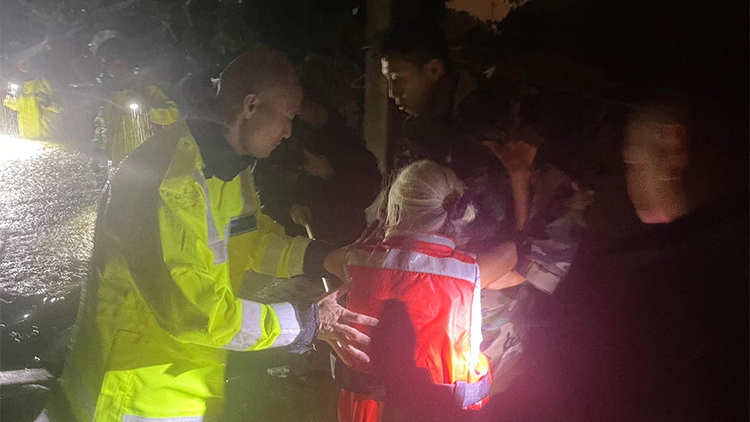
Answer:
xmin=378 ymin=20 xmax=594 ymax=395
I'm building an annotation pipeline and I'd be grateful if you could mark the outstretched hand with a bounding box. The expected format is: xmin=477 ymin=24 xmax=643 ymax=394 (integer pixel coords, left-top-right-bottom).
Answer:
xmin=483 ymin=140 xmax=538 ymax=175
xmin=317 ymin=287 xmax=379 ymax=366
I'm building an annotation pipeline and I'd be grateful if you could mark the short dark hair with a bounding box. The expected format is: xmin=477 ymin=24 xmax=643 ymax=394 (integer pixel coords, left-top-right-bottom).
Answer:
xmin=379 ymin=20 xmax=450 ymax=68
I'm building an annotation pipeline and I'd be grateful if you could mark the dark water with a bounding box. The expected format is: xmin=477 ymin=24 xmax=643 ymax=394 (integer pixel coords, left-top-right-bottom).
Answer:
xmin=0 ymin=136 xmax=107 ymax=420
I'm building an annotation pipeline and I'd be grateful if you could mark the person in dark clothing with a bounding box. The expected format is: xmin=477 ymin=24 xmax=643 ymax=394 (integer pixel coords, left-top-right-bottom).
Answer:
xmin=374 ymin=20 xmax=593 ymax=396
xmin=490 ymin=96 xmax=748 ymax=421
xmin=256 ymin=95 xmax=382 ymax=248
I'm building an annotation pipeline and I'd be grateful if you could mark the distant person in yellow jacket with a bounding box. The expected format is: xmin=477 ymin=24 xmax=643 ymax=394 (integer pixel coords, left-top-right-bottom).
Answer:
xmin=94 ymin=39 xmax=179 ymax=164
xmin=3 ymin=59 xmax=62 ymax=140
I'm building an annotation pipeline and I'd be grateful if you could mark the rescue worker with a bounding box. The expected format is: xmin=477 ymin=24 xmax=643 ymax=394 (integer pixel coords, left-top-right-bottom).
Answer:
xmin=377 ymin=21 xmax=593 ymax=394
xmin=94 ymin=38 xmax=179 ymax=164
xmin=338 ymin=160 xmax=493 ymax=422
xmin=44 ymin=46 xmax=377 ymax=422
xmin=3 ymin=58 xmax=62 ymax=140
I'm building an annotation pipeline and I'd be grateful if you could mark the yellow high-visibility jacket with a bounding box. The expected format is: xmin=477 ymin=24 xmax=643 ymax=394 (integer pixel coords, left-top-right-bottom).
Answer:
xmin=99 ymin=82 xmax=179 ymax=164
xmin=3 ymin=78 xmax=62 ymax=140
xmin=52 ymin=120 xmax=319 ymax=422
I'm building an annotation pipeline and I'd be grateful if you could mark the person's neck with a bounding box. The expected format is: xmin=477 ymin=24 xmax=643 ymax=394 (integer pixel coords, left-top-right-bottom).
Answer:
xmin=224 ymin=120 xmax=244 ymax=156
xmin=413 ymin=73 xmax=458 ymax=120
xmin=187 ymin=116 xmax=254 ymax=181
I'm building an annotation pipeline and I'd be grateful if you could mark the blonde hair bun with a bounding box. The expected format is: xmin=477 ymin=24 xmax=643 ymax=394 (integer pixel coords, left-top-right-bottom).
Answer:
xmin=385 ymin=160 xmax=472 ymax=238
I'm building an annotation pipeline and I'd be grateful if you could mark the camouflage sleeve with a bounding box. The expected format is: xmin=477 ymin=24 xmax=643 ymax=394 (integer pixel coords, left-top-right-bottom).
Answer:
xmin=515 ymin=164 xmax=594 ymax=294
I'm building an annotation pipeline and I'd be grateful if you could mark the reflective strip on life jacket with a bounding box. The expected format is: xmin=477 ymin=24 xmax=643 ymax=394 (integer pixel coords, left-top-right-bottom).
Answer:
xmin=385 ymin=232 xmax=456 ymax=249
xmin=123 ymin=415 xmax=203 ymax=422
xmin=192 ymin=170 xmax=229 ymax=265
xmin=335 ymin=356 xmax=490 ymax=408
xmin=347 ymin=248 xmax=476 ymax=284
xmin=443 ymin=374 xmax=491 ymax=407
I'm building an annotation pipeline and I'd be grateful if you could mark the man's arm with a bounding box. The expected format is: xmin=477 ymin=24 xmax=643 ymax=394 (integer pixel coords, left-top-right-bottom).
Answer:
xmin=483 ymin=140 xmax=538 ymax=230
xmin=477 ymin=241 xmax=518 ymax=289
xmin=125 ymin=189 xmax=373 ymax=359
xmin=3 ymin=95 xmax=19 ymax=111
xmin=514 ymin=166 xmax=593 ymax=294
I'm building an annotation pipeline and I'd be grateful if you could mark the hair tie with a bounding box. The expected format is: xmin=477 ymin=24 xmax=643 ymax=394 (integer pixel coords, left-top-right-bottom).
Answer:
xmin=447 ymin=194 xmax=471 ymax=221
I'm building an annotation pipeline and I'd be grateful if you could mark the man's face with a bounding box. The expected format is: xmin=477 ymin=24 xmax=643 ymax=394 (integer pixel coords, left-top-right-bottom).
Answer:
xmin=238 ymin=82 xmax=303 ymax=158
xmin=623 ymin=120 xmax=688 ymax=224
xmin=381 ymin=56 xmax=439 ymax=116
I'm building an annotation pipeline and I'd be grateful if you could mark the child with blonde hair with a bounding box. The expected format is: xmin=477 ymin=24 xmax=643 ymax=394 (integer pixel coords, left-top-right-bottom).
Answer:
xmin=336 ymin=160 xmax=493 ymax=422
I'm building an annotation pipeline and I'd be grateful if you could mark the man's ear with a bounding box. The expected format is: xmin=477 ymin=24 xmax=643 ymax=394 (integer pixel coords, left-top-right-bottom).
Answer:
xmin=423 ymin=58 xmax=445 ymax=82
xmin=243 ymin=93 xmax=258 ymax=118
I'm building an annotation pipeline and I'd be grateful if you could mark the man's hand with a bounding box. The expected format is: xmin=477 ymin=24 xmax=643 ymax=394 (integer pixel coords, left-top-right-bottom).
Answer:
xmin=290 ymin=204 xmax=313 ymax=227
xmin=483 ymin=140 xmax=538 ymax=175
xmin=485 ymin=270 xmax=526 ymax=290
xmin=303 ymin=149 xmax=334 ymax=180
xmin=317 ymin=287 xmax=379 ymax=366
xmin=323 ymin=247 xmax=348 ymax=283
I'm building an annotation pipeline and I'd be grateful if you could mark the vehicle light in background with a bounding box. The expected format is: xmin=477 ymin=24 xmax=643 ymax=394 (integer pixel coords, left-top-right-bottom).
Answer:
xmin=129 ymin=102 xmax=140 ymax=111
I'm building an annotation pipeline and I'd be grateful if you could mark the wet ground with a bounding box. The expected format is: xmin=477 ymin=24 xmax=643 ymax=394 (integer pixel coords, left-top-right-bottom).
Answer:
xmin=0 ymin=136 xmax=106 ymax=420
xmin=0 ymin=136 xmax=339 ymax=422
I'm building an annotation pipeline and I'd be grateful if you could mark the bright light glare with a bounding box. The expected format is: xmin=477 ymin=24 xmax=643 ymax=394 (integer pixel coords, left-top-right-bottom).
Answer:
xmin=9 ymin=84 xmax=19 ymax=91
xmin=129 ymin=103 xmax=139 ymax=110
xmin=0 ymin=135 xmax=46 ymax=163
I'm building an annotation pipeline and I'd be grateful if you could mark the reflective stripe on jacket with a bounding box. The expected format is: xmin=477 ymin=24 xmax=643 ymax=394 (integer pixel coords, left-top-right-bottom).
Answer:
xmin=54 ymin=120 xmax=315 ymax=422
xmin=338 ymin=233 xmax=490 ymax=422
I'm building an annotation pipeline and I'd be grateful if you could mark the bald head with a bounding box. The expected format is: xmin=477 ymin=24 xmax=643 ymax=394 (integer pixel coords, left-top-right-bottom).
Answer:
xmin=217 ymin=46 xmax=300 ymax=124
xmin=217 ymin=46 xmax=303 ymax=158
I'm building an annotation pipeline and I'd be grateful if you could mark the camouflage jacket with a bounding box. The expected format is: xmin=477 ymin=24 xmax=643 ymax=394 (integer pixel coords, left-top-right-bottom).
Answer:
xmin=390 ymin=72 xmax=593 ymax=295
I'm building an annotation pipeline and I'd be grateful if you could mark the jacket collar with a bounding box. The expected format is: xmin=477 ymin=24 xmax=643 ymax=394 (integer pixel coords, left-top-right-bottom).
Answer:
xmin=186 ymin=117 xmax=256 ymax=181
xmin=384 ymin=231 xmax=456 ymax=251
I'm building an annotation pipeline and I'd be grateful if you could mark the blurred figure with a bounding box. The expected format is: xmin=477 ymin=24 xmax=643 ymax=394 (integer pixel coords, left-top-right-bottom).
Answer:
xmin=614 ymin=98 xmax=748 ymax=419
xmin=506 ymin=96 xmax=748 ymax=422
xmin=338 ymin=160 xmax=493 ymax=422
xmin=3 ymin=58 xmax=62 ymax=140
xmin=93 ymin=38 xmax=179 ymax=164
